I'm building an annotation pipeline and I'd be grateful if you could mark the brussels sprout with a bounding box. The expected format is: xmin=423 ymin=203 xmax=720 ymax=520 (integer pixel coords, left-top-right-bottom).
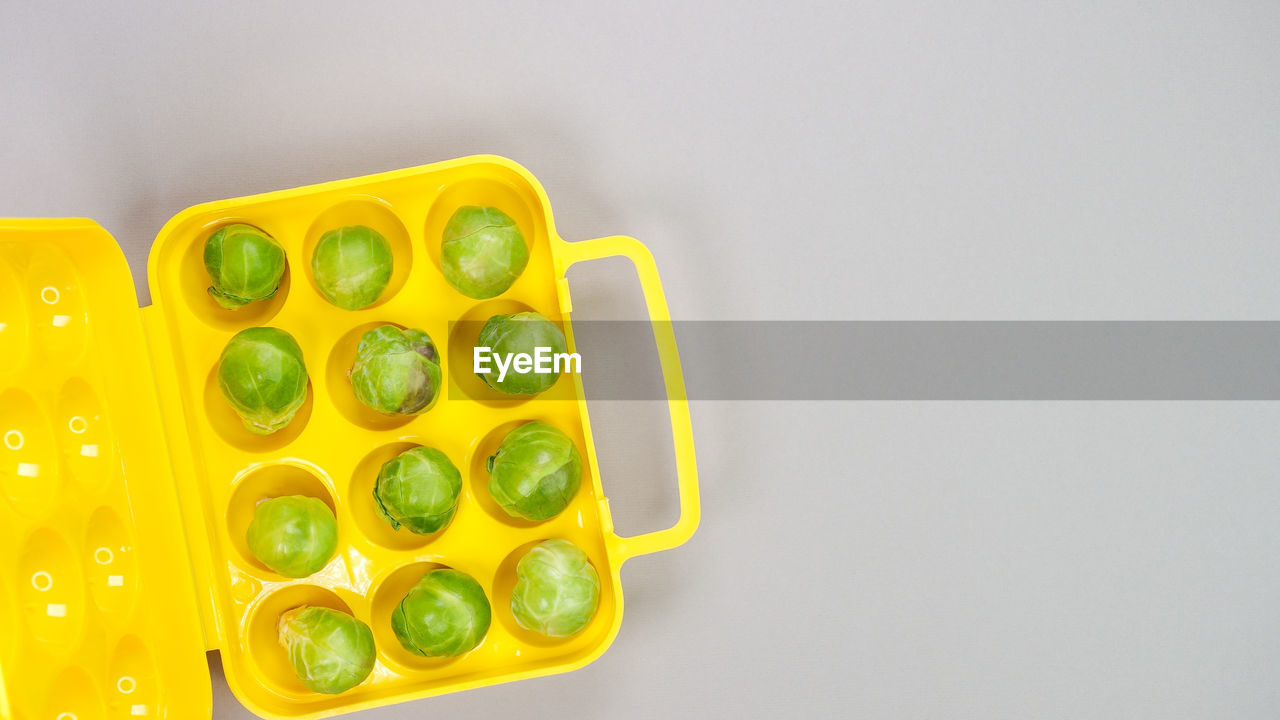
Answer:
xmin=349 ymin=325 xmax=441 ymax=415
xmin=246 ymin=496 xmax=337 ymax=578
xmin=278 ymin=606 xmax=375 ymax=694
xmin=392 ymin=568 xmax=491 ymax=657
xmin=440 ymin=206 xmax=529 ymax=299
xmin=487 ymin=421 xmax=582 ymax=522
xmin=511 ymin=539 xmax=601 ymax=638
xmin=374 ymin=447 xmax=462 ymax=535
xmin=204 ymin=224 xmax=287 ymax=309
xmin=475 ymin=312 xmax=567 ymax=395
xmin=311 ymin=225 xmax=393 ymax=310
xmin=217 ymin=327 xmax=308 ymax=434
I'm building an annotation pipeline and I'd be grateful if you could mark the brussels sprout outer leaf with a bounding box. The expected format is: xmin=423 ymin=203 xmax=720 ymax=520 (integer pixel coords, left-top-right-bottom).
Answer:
xmin=487 ymin=421 xmax=583 ymax=521
xmin=403 ymin=328 xmax=439 ymax=363
xmin=391 ymin=569 xmax=491 ymax=657
xmin=208 ymin=285 xmax=254 ymax=309
xmin=217 ymin=327 xmax=308 ymax=434
xmin=373 ymin=446 xmax=462 ymax=535
xmin=475 ymin=312 xmax=568 ymax=395
xmin=246 ymin=496 xmax=338 ymax=578
xmin=372 ymin=487 xmax=401 ymax=530
xmin=440 ymin=206 xmax=529 ymax=299
xmin=278 ymin=606 xmax=376 ymax=694
xmin=350 ymin=325 xmax=442 ymax=415
xmin=204 ymin=224 xmax=286 ymax=309
xmin=511 ymin=539 xmax=601 ymax=637
xmin=311 ymin=225 xmax=394 ymax=310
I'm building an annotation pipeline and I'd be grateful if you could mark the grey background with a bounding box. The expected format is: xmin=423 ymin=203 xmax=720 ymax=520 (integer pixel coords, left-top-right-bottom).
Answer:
xmin=4 ymin=1 xmax=1280 ymax=717
xmin=574 ymin=321 xmax=1280 ymax=399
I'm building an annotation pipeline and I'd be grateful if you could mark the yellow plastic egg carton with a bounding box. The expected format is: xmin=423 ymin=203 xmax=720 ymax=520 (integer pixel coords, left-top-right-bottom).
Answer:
xmin=0 ymin=155 xmax=699 ymax=719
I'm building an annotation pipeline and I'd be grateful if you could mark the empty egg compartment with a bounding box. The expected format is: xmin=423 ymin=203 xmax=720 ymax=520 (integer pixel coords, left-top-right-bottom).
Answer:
xmin=43 ymin=665 xmax=109 ymax=720
xmin=108 ymin=635 xmax=163 ymax=720
xmin=18 ymin=526 xmax=88 ymax=654
xmin=57 ymin=377 xmax=120 ymax=495
xmin=83 ymin=505 xmax=140 ymax=620
xmin=0 ymin=241 xmax=91 ymax=370
xmin=0 ymin=386 xmax=62 ymax=515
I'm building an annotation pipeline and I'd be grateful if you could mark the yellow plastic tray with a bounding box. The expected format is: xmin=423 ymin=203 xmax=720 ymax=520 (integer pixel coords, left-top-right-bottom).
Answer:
xmin=0 ymin=155 xmax=699 ymax=719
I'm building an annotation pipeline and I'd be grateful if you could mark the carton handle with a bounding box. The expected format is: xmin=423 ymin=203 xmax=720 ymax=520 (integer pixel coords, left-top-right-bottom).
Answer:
xmin=558 ymin=235 xmax=700 ymax=563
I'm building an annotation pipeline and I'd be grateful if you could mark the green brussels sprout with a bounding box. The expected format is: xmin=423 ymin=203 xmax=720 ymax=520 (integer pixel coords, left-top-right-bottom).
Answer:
xmin=278 ymin=606 xmax=375 ymax=694
xmin=246 ymin=496 xmax=337 ymax=578
xmin=475 ymin=312 xmax=568 ymax=395
xmin=440 ymin=206 xmax=529 ymax=299
xmin=311 ymin=225 xmax=393 ymax=310
xmin=217 ymin=327 xmax=309 ymax=434
xmin=511 ymin=539 xmax=601 ymax=638
xmin=487 ymin=421 xmax=582 ymax=522
xmin=391 ymin=568 xmax=491 ymax=657
xmin=204 ymin=224 xmax=287 ymax=309
xmin=374 ymin=447 xmax=462 ymax=535
xmin=349 ymin=325 xmax=441 ymax=415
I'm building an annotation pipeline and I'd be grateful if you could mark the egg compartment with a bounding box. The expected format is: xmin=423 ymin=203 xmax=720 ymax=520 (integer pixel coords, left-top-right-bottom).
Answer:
xmin=0 ymin=221 xmax=216 ymax=720
xmin=0 ymin=240 xmax=90 ymax=369
xmin=0 ymin=156 xmax=699 ymax=720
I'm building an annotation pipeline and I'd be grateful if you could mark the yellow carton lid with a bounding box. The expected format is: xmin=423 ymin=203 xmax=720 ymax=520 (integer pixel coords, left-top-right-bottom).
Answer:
xmin=0 ymin=219 xmax=211 ymax=720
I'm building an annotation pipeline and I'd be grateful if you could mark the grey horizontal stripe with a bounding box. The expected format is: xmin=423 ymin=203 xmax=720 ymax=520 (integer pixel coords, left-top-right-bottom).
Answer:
xmin=446 ymin=322 xmax=1280 ymax=401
